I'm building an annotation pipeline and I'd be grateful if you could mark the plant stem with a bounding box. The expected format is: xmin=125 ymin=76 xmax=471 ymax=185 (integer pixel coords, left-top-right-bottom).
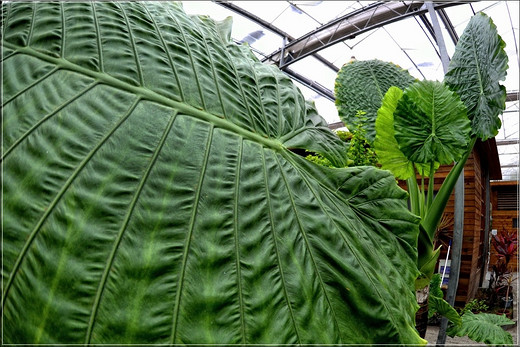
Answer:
xmin=407 ymin=174 xmax=421 ymax=217
xmin=421 ymin=137 xmax=477 ymax=239
xmin=426 ymin=161 xmax=435 ymax=211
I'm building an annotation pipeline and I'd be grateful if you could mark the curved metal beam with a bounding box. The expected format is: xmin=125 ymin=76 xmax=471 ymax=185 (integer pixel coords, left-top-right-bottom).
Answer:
xmin=263 ymin=1 xmax=469 ymax=69
xmin=216 ymin=0 xmax=339 ymax=72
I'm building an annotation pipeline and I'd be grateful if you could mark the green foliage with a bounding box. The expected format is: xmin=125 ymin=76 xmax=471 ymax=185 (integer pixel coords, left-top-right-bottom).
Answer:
xmin=304 ymin=152 xmax=335 ymax=167
xmin=346 ymin=113 xmax=379 ymax=167
xmin=376 ymin=12 xmax=507 ymax=283
xmin=427 ymin=274 xmax=462 ymax=326
xmin=460 ymin=299 xmax=489 ymax=316
xmin=335 ymin=59 xmax=416 ymax=143
xmin=447 ymin=312 xmax=515 ymax=346
xmin=444 ymin=13 xmax=508 ymax=140
xmin=428 ymin=276 xmax=513 ymax=346
xmin=2 ymin=2 xmax=424 ymax=345
xmin=393 ymin=80 xmax=471 ymax=165
xmin=375 ymin=87 xmax=439 ymax=181
xmin=304 ymin=122 xmax=378 ymax=168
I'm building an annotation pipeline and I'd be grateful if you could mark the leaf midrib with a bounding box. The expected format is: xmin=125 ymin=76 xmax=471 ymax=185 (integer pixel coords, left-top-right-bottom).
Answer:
xmin=2 ymin=41 xmax=284 ymax=152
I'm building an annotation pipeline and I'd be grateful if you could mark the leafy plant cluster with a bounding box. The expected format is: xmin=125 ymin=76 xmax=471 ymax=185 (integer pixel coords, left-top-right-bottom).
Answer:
xmin=428 ymin=274 xmax=514 ymax=345
xmin=305 ymin=111 xmax=378 ymax=168
xmin=335 ymin=11 xmax=509 ymax=294
xmin=334 ymin=10 xmax=513 ymax=346
xmin=460 ymin=299 xmax=489 ymax=316
xmin=487 ymin=229 xmax=518 ymax=312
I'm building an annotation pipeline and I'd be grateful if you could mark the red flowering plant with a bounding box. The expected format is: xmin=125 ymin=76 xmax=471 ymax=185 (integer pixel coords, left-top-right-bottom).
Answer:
xmin=489 ymin=229 xmax=518 ymax=307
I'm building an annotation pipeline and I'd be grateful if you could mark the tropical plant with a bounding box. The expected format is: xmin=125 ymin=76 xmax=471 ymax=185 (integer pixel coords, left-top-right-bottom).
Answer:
xmin=428 ymin=274 xmax=514 ymax=346
xmin=489 ymin=229 xmax=517 ymax=309
xmin=2 ymin=2 xmax=424 ymax=345
xmin=460 ymin=299 xmax=489 ymax=315
xmin=334 ymin=11 xmax=508 ymax=339
xmin=492 ymin=229 xmax=518 ymax=265
xmin=447 ymin=312 xmax=515 ymax=346
xmin=304 ymin=117 xmax=378 ymax=168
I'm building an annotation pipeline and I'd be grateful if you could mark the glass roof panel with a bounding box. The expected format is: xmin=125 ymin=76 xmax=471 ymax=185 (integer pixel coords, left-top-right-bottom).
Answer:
xmin=231 ymin=1 xmax=291 ymax=24
xmin=269 ymin=4 xmax=321 ymax=37
xmin=290 ymin=56 xmax=337 ymax=93
xmin=290 ymin=1 xmax=368 ymax=25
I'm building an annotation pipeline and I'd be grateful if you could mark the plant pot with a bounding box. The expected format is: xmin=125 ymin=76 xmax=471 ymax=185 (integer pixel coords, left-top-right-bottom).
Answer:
xmin=500 ymin=296 xmax=514 ymax=309
xmin=499 ymin=308 xmax=514 ymax=320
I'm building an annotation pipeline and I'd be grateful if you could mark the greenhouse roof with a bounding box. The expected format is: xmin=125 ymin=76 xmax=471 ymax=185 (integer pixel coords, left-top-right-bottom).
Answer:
xmin=181 ymin=1 xmax=519 ymax=181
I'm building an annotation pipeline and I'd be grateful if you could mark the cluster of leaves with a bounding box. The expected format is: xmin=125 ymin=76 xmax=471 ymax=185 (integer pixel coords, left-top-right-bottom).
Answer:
xmin=305 ymin=113 xmax=378 ymax=168
xmin=334 ymin=12 xmax=509 ymax=289
xmin=428 ymin=274 xmax=514 ymax=346
xmin=460 ymin=299 xmax=489 ymax=316
xmin=492 ymin=230 xmax=518 ymax=265
xmin=489 ymin=229 xmax=518 ymax=309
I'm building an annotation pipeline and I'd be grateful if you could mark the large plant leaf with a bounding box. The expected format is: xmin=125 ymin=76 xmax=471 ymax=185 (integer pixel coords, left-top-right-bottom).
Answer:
xmin=335 ymin=59 xmax=416 ymax=143
xmin=2 ymin=2 xmax=424 ymax=345
xmin=447 ymin=312 xmax=514 ymax=346
xmin=444 ymin=12 xmax=508 ymax=141
xmin=427 ymin=275 xmax=461 ymax=326
xmin=393 ymin=80 xmax=471 ymax=165
xmin=374 ymin=86 xmax=415 ymax=179
xmin=375 ymin=87 xmax=439 ymax=180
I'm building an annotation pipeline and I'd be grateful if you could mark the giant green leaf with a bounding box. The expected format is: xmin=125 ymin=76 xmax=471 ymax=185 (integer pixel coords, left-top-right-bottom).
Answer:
xmin=444 ymin=12 xmax=508 ymax=141
xmin=393 ymin=80 xmax=471 ymax=165
xmin=335 ymin=59 xmax=416 ymax=143
xmin=2 ymin=2 xmax=423 ymax=345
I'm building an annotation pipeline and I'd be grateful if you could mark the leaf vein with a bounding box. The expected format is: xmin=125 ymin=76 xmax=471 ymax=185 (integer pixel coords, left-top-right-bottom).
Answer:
xmin=118 ymin=3 xmax=144 ymax=86
xmin=233 ymin=137 xmax=246 ymax=344
xmin=142 ymin=5 xmax=184 ymax=101
xmin=162 ymin=4 xmax=207 ymax=110
xmin=91 ymin=2 xmax=104 ymax=72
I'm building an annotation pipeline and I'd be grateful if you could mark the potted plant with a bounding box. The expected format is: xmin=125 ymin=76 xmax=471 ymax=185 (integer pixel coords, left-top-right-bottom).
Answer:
xmin=334 ymin=11 xmax=509 ymax=339
xmin=489 ymin=229 xmax=517 ymax=311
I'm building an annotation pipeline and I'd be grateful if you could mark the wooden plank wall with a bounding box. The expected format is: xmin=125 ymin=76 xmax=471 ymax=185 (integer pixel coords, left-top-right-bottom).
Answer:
xmin=489 ymin=181 xmax=519 ymax=273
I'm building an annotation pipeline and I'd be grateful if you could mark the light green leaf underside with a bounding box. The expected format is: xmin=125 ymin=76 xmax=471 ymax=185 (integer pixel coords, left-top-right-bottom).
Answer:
xmin=393 ymin=80 xmax=471 ymax=165
xmin=374 ymin=87 xmax=437 ymax=180
xmin=2 ymin=2 xmax=421 ymax=345
xmin=335 ymin=59 xmax=416 ymax=143
xmin=444 ymin=12 xmax=508 ymax=141
xmin=374 ymin=86 xmax=414 ymax=179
